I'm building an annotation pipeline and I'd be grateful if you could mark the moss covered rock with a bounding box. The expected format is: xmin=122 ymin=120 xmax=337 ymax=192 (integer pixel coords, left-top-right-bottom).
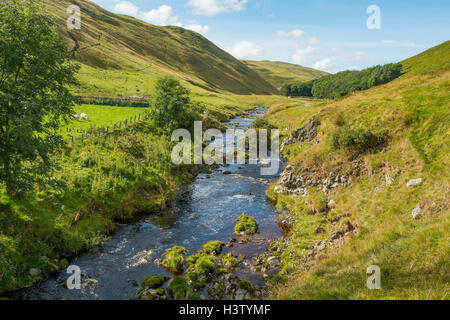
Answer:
xmin=168 ymin=276 xmax=200 ymax=300
xmin=203 ymin=241 xmax=224 ymax=255
xmin=162 ymin=246 xmax=186 ymax=274
xmin=141 ymin=275 xmax=169 ymax=289
xmin=234 ymin=214 xmax=258 ymax=235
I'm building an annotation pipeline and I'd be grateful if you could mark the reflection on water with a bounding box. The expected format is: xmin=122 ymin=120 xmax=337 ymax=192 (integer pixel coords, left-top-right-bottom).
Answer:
xmin=14 ymin=108 xmax=283 ymax=300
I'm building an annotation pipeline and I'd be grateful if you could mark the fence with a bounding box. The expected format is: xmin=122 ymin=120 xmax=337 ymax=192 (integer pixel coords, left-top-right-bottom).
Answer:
xmin=65 ymin=112 xmax=152 ymax=144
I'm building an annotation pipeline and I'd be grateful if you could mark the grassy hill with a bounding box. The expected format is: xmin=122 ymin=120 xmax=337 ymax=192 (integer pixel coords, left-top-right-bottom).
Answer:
xmin=243 ymin=60 xmax=328 ymax=90
xmin=262 ymin=41 xmax=449 ymax=299
xmin=45 ymin=0 xmax=278 ymax=96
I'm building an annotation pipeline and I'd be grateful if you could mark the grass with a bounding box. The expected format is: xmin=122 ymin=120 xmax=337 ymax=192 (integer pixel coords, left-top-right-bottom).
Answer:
xmin=264 ymin=41 xmax=450 ymax=300
xmin=63 ymin=104 xmax=146 ymax=135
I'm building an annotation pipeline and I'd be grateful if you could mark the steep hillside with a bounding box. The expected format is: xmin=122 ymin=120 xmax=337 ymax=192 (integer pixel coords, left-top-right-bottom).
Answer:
xmin=45 ymin=0 xmax=278 ymax=95
xmin=243 ymin=60 xmax=328 ymax=89
xmin=401 ymin=40 xmax=450 ymax=75
xmin=262 ymin=42 xmax=449 ymax=299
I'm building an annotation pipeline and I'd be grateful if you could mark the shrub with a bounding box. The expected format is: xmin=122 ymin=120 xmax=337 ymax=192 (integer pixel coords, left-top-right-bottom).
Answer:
xmin=331 ymin=127 xmax=387 ymax=154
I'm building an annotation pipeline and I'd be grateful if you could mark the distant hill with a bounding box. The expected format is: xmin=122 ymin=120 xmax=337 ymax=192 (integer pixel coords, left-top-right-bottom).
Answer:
xmin=242 ymin=60 xmax=328 ymax=90
xmin=45 ymin=0 xmax=278 ymax=95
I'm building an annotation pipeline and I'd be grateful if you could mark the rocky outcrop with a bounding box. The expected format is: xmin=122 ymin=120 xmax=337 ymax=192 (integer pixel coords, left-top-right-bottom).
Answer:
xmin=281 ymin=118 xmax=321 ymax=153
xmin=275 ymin=165 xmax=351 ymax=196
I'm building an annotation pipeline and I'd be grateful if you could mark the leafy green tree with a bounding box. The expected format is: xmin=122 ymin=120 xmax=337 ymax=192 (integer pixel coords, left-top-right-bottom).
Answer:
xmin=150 ymin=76 xmax=202 ymax=132
xmin=0 ymin=0 xmax=79 ymax=195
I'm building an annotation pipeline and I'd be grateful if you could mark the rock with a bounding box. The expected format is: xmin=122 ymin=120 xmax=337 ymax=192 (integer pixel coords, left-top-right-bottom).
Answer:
xmin=412 ymin=204 xmax=421 ymax=220
xmin=327 ymin=199 xmax=336 ymax=209
xmin=407 ymin=178 xmax=423 ymax=187
xmin=29 ymin=268 xmax=41 ymax=276
xmin=222 ymin=171 xmax=232 ymax=175
xmin=385 ymin=175 xmax=394 ymax=186
xmin=281 ymin=118 xmax=321 ymax=152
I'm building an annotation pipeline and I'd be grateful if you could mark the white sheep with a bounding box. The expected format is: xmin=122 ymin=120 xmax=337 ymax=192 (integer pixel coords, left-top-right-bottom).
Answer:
xmin=72 ymin=114 xmax=80 ymax=120
xmin=80 ymin=113 xmax=89 ymax=121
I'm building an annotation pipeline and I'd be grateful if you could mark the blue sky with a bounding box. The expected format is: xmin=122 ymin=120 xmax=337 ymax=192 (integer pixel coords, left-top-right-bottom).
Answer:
xmin=90 ymin=0 xmax=450 ymax=73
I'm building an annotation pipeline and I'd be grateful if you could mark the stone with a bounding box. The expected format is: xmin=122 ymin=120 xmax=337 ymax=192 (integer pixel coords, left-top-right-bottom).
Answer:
xmin=412 ymin=204 xmax=421 ymax=220
xmin=385 ymin=175 xmax=394 ymax=186
xmin=407 ymin=178 xmax=423 ymax=187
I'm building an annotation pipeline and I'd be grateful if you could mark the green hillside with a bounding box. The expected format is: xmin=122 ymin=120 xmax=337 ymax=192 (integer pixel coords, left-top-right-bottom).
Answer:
xmin=243 ymin=60 xmax=328 ymax=90
xmin=262 ymin=41 xmax=449 ymax=300
xmin=401 ymin=40 xmax=450 ymax=75
xmin=45 ymin=0 xmax=278 ymax=96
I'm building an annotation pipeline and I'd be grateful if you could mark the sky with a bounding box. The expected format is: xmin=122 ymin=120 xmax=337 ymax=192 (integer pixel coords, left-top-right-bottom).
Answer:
xmin=89 ymin=0 xmax=450 ymax=73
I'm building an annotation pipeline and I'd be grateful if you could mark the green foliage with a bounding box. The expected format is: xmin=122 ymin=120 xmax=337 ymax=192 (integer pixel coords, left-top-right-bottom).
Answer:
xmin=312 ymin=63 xmax=402 ymax=99
xmin=331 ymin=127 xmax=387 ymax=154
xmin=281 ymin=81 xmax=313 ymax=97
xmin=234 ymin=214 xmax=258 ymax=235
xmin=162 ymin=246 xmax=186 ymax=274
xmin=220 ymin=253 xmax=240 ymax=270
xmin=168 ymin=276 xmax=200 ymax=300
xmin=150 ymin=76 xmax=202 ymax=132
xmin=283 ymin=63 xmax=402 ymax=99
xmin=202 ymin=241 xmax=223 ymax=255
xmin=0 ymin=0 xmax=79 ymax=195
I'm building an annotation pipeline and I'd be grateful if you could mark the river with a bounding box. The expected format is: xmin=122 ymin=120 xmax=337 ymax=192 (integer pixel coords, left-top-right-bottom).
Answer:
xmin=13 ymin=108 xmax=283 ymax=300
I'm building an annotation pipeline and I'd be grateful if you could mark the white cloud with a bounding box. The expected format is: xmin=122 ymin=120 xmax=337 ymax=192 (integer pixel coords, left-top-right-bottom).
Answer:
xmin=228 ymin=41 xmax=263 ymax=59
xmin=140 ymin=5 xmax=181 ymax=26
xmin=292 ymin=45 xmax=318 ymax=65
xmin=312 ymin=58 xmax=339 ymax=72
xmin=188 ymin=0 xmax=248 ymax=16
xmin=351 ymin=51 xmax=365 ymax=61
xmin=184 ymin=24 xmax=210 ymax=36
xmin=113 ymin=1 xmax=139 ymax=16
xmin=307 ymin=37 xmax=320 ymax=46
xmin=277 ymin=29 xmax=305 ymax=38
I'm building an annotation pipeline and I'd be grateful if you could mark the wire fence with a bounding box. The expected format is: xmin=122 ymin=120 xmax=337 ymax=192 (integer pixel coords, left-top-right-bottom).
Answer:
xmin=65 ymin=112 xmax=152 ymax=145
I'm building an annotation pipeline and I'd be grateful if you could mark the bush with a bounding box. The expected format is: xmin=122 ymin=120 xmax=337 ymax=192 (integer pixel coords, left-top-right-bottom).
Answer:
xmin=150 ymin=76 xmax=202 ymax=132
xmin=331 ymin=127 xmax=387 ymax=153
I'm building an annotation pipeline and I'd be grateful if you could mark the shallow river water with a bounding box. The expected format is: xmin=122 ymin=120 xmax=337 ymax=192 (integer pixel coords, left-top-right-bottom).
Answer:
xmin=14 ymin=108 xmax=283 ymax=300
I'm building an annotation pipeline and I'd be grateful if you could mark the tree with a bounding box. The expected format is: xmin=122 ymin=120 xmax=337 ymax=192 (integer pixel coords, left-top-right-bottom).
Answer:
xmin=150 ymin=76 xmax=201 ymax=132
xmin=0 ymin=0 xmax=79 ymax=195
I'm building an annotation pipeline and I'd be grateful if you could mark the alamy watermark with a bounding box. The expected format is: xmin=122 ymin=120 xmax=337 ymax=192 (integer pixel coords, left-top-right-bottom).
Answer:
xmin=66 ymin=265 xmax=81 ymax=290
xmin=67 ymin=5 xmax=81 ymax=30
xmin=367 ymin=265 xmax=381 ymax=290
xmin=171 ymin=122 xmax=280 ymax=176
xmin=367 ymin=5 xmax=381 ymax=30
